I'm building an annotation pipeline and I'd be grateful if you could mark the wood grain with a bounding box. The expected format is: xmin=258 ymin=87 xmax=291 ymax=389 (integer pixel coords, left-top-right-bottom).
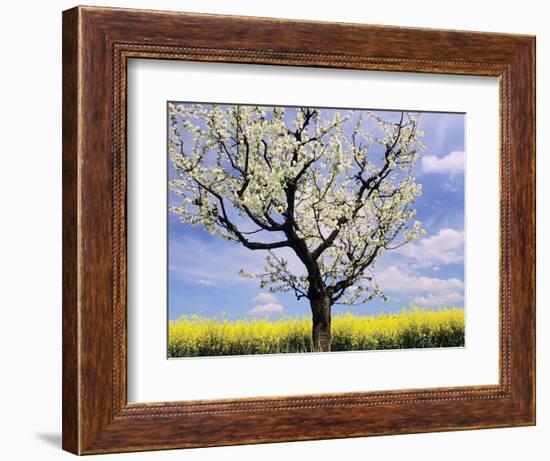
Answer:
xmin=62 ymin=6 xmax=80 ymax=454
xmin=62 ymin=5 xmax=536 ymax=455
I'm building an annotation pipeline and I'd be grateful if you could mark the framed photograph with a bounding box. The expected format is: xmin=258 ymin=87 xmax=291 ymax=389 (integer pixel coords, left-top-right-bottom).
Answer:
xmin=62 ymin=6 xmax=535 ymax=455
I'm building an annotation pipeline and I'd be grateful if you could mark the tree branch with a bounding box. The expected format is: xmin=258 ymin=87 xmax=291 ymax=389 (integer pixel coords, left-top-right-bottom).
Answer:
xmin=193 ymin=178 xmax=291 ymax=251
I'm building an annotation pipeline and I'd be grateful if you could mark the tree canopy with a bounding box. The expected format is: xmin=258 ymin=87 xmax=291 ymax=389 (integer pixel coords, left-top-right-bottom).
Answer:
xmin=168 ymin=103 xmax=425 ymax=308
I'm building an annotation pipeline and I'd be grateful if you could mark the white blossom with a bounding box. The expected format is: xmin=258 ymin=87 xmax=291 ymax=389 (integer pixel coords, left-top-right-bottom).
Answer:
xmin=169 ymin=104 xmax=425 ymax=307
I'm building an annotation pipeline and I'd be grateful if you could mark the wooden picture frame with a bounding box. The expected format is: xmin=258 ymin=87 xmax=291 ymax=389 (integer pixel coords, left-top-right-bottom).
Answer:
xmin=62 ymin=5 xmax=536 ymax=455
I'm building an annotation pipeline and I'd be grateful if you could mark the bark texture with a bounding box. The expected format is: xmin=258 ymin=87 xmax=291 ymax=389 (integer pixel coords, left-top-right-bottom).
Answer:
xmin=310 ymin=294 xmax=332 ymax=352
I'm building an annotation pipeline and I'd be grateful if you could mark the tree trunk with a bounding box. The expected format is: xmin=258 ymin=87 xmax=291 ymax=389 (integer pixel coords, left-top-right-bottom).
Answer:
xmin=310 ymin=294 xmax=332 ymax=352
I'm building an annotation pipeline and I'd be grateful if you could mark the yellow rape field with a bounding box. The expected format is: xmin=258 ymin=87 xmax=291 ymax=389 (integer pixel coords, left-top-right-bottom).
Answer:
xmin=168 ymin=306 xmax=465 ymax=357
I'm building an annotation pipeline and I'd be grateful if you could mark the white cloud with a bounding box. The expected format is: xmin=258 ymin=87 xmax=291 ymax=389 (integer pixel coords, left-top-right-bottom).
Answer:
xmin=375 ymin=265 xmax=464 ymax=308
xmin=195 ymin=279 xmax=214 ymax=286
xmin=399 ymin=228 xmax=464 ymax=266
xmin=252 ymin=292 xmax=278 ymax=304
xmin=422 ymin=150 xmax=464 ymax=174
xmin=248 ymin=302 xmax=285 ymax=316
xmin=376 ymin=265 xmax=464 ymax=293
xmin=248 ymin=293 xmax=285 ymax=316
xmin=414 ymin=292 xmax=464 ymax=307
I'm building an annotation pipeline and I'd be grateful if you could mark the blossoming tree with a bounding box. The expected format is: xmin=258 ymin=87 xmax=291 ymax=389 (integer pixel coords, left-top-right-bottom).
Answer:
xmin=168 ymin=104 xmax=425 ymax=352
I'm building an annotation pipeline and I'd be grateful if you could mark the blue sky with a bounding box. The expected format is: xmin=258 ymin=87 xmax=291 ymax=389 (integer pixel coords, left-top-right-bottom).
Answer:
xmin=167 ymin=105 xmax=465 ymax=321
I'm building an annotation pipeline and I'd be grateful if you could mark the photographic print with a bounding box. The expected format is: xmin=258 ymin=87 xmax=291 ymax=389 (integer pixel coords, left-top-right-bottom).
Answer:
xmin=62 ymin=9 xmax=536 ymax=452
xmin=167 ymin=103 xmax=465 ymax=357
